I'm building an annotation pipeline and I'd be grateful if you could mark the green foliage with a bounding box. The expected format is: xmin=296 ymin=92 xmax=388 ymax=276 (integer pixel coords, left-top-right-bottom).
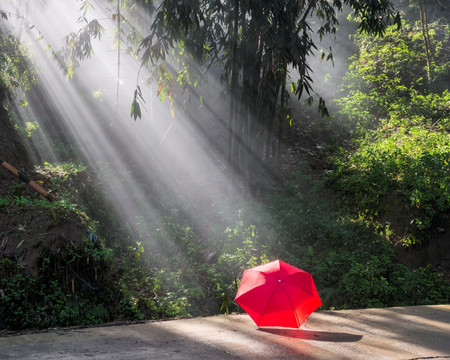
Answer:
xmin=37 ymin=161 xmax=87 ymax=177
xmin=2 ymin=152 xmax=449 ymax=331
xmin=0 ymin=161 xmax=177 ymax=331
xmin=13 ymin=121 xmax=39 ymax=138
xmin=0 ymin=31 xmax=38 ymax=102
xmin=127 ymin=0 xmax=401 ymax=189
xmin=171 ymin=166 xmax=449 ymax=313
xmin=337 ymin=21 xmax=449 ymax=132
xmin=0 ymin=259 xmax=36 ymax=329
xmin=326 ymin=232 xmax=450 ymax=308
xmin=256 ymin=169 xmax=449 ymax=309
xmin=34 ymin=162 xmax=94 ymax=221
xmin=62 ymin=18 xmax=105 ymax=80
xmin=0 ymin=237 xmax=169 ymax=330
xmin=1 ymin=3 xmax=448 ymax=331
xmin=330 ymin=126 xmax=449 ymax=240
xmin=109 ymin=243 xmax=163 ymax=321
xmin=332 ymin=20 xmax=450 ymax=245
xmin=211 ymin=212 xmax=272 ymax=314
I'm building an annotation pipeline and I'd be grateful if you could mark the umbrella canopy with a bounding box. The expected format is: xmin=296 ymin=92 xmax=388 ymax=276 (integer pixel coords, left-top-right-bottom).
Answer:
xmin=235 ymin=259 xmax=321 ymax=328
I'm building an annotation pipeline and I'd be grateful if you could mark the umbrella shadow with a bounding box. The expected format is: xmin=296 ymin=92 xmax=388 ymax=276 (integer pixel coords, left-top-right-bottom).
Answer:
xmin=258 ymin=328 xmax=362 ymax=343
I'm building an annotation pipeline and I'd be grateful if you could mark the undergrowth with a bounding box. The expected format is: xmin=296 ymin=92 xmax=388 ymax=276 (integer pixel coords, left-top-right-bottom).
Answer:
xmin=1 ymin=17 xmax=449 ymax=330
xmin=330 ymin=20 xmax=450 ymax=247
xmin=0 ymin=239 xmax=171 ymax=330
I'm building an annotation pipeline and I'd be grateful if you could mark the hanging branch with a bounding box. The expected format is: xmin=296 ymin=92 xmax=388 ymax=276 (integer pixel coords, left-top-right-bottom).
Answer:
xmin=0 ymin=10 xmax=61 ymax=70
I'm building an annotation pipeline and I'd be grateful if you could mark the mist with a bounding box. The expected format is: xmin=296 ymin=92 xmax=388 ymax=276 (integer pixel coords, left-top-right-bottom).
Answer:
xmin=0 ymin=0 xmax=369 ymax=281
xmin=3 ymin=0 xmax=246 ymax=258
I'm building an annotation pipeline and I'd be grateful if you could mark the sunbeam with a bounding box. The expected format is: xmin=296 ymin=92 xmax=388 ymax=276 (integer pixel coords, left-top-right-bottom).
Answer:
xmin=2 ymin=0 xmax=445 ymax=331
xmin=2 ymin=0 xmax=247 ymax=272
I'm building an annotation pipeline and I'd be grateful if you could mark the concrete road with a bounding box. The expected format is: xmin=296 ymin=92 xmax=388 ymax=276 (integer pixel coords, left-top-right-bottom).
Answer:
xmin=0 ymin=305 xmax=449 ymax=359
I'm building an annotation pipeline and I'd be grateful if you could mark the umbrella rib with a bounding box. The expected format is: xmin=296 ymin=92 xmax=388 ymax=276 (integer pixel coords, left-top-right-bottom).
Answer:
xmin=257 ymin=280 xmax=279 ymax=326
xmin=287 ymin=274 xmax=316 ymax=297
xmin=280 ymin=282 xmax=301 ymax=327
xmin=259 ymin=281 xmax=300 ymax=327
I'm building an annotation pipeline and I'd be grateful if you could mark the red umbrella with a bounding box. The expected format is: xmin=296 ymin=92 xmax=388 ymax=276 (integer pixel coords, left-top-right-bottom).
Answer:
xmin=235 ymin=259 xmax=321 ymax=328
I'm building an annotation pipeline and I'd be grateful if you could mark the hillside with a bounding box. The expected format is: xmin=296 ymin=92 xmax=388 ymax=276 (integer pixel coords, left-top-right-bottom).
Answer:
xmin=1 ymin=0 xmax=449 ymax=332
xmin=1 ymin=90 xmax=449 ymax=331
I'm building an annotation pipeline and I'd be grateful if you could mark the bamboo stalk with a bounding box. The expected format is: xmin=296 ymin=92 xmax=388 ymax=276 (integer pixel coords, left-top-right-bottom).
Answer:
xmin=0 ymin=157 xmax=54 ymax=202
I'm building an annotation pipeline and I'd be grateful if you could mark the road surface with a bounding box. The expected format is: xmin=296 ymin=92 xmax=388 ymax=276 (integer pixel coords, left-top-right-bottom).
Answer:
xmin=1 ymin=305 xmax=449 ymax=359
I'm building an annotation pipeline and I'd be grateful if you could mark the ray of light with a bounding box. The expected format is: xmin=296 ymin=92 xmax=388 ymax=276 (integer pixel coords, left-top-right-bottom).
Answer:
xmin=2 ymin=0 xmax=250 ymax=268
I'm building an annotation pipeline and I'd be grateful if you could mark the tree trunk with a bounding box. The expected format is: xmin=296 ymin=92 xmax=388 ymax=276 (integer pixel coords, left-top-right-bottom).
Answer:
xmin=419 ymin=0 xmax=433 ymax=81
xmin=277 ymin=66 xmax=287 ymax=166
xmin=248 ymin=39 xmax=267 ymax=195
xmin=228 ymin=0 xmax=240 ymax=167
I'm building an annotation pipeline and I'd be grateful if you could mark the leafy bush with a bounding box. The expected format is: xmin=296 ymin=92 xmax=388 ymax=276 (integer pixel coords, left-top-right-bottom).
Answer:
xmin=0 ymin=31 xmax=38 ymax=102
xmin=337 ymin=21 xmax=450 ymax=133
xmin=330 ymin=125 xmax=450 ymax=241
xmin=331 ymin=19 xmax=450 ymax=245
xmin=260 ymin=171 xmax=449 ymax=309
xmin=0 ymin=237 xmax=172 ymax=330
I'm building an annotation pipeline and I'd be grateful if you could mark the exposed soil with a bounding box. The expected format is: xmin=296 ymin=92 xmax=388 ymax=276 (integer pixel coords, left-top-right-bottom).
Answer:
xmin=1 ymin=105 xmax=89 ymax=275
xmin=0 ymin=201 xmax=88 ymax=275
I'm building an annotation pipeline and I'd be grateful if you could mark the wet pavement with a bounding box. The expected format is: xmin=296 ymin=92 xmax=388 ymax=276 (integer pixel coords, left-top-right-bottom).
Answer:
xmin=0 ymin=305 xmax=449 ymax=359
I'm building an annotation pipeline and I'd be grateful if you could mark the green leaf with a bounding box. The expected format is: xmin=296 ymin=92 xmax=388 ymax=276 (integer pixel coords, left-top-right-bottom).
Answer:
xmin=130 ymin=100 xmax=141 ymax=120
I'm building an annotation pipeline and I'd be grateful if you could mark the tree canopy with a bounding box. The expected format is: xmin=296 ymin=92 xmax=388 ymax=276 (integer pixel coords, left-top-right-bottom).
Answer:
xmin=131 ymin=0 xmax=401 ymax=192
xmin=0 ymin=0 xmax=401 ymax=192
